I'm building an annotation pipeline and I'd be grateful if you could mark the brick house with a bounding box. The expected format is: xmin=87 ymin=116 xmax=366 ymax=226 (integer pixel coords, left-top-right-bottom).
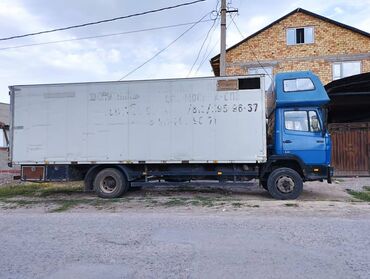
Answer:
xmin=210 ymin=8 xmax=370 ymax=86
xmin=210 ymin=8 xmax=370 ymax=176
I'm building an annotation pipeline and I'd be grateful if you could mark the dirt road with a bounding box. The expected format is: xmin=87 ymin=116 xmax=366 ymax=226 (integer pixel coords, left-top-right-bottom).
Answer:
xmin=0 ymin=178 xmax=369 ymax=278
xmin=0 ymin=211 xmax=369 ymax=279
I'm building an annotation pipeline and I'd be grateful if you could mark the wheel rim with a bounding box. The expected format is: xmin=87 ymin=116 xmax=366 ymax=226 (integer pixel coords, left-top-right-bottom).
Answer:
xmin=100 ymin=175 xmax=117 ymax=194
xmin=276 ymin=175 xmax=295 ymax=193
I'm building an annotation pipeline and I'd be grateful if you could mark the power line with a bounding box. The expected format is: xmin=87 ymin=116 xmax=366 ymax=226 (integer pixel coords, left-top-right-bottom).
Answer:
xmin=187 ymin=15 xmax=219 ymax=77
xmin=194 ymin=15 xmax=221 ymax=74
xmin=195 ymin=14 xmax=233 ymax=74
xmin=229 ymin=14 xmax=273 ymax=82
xmin=0 ymin=0 xmax=206 ymax=42
xmin=196 ymin=40 xmax=219 ymax=73
xmin=189 ymin=1 xmax=221 ymax=76
xmin=118 ymin=12 xmax=211 ymax=81
xmin=0 ymin=20 xmax=213 ymax=51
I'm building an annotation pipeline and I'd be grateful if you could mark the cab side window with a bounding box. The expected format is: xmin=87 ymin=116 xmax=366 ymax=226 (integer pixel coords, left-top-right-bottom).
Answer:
xmin=284 ymin=110 xmax=321 ymax=132
xmin=284 ymin=111 xmax=308 ymax=131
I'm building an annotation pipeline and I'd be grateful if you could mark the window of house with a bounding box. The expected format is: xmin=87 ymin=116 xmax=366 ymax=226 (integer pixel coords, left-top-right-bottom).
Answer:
xmin=332 ymin=61 xmax=361 ymax=80
xmin=287 ymin=27 xmax=314 ymax=45
xmin=284 ymin=110 xmax=321 ymax=132
xmin=248 ymin=67 xmax=273 ymax=90
xmin=283 ymin=78 xmax=315 ymax=92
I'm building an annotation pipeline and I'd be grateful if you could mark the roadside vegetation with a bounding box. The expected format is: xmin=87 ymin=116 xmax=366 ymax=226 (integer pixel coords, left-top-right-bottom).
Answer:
xmin=347 ymin=186 xmax=370 ymax=202
xmin=2 ymin=182 xmax=367 ymax=213
xmin=0 ymin=183 xmax=82 ymax=198
xmin=0 ymin=182 xmax=263 ymax=212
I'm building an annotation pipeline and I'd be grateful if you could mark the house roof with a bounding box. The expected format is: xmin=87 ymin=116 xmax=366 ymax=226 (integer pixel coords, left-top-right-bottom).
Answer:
xmin=210 ymin=8 xmax=370 ymax=75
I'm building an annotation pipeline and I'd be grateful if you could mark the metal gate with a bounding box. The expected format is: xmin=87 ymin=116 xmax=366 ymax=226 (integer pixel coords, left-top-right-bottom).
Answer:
xmin=329 ymin=122 xmax=370 ymax=176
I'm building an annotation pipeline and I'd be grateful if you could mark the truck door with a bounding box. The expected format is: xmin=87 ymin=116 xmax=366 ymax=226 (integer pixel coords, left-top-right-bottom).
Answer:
xmin=282 ymin=109 xmax=327 ymax=165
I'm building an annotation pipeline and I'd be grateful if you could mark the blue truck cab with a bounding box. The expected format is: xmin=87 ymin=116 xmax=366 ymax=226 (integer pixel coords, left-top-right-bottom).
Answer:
xmin=261 ymin=71 xmax=333 ymax=199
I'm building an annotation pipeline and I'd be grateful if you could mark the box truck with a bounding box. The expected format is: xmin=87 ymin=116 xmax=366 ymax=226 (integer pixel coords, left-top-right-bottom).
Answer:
xmin=8 ymin=71 xmax=333 ymax=199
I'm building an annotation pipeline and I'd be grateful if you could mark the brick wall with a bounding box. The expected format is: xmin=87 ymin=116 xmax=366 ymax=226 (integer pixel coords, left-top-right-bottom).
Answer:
xmin=222 ymin=12 xmax=370 ymax=84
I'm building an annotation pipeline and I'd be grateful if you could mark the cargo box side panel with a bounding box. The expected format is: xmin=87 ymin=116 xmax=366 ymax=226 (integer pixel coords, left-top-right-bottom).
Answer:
xmin=86 ymin=83 xmax=128 ymax=161
xmin=126 ymin=81 xmax=172 ymax=161
xmin=176 ymin=79 xmax=217 ymax=161
xmin=213 ymin=89 xmax=266 ymax=162
xmin=13 ymin=85 xmax=90 ymax=164
xmin=12 ymin=76 xmax=267 ymax=164
xmin=13 ymin=87 xmax=48 ymax=163
xmin=90 ymin=79 xmax=266 ymax=163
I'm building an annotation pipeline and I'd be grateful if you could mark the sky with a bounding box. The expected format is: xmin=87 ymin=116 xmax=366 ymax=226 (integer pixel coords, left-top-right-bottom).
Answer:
xmin=0 ymin=0 xmax=370 ymax=103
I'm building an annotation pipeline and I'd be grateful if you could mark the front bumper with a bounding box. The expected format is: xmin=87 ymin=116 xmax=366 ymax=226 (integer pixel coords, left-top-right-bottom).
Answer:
xmin=305 ymin=165 xmax=334 ymax=183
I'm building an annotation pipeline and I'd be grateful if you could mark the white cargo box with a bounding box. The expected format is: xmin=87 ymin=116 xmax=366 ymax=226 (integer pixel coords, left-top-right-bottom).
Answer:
xmin=10 ymin=76 xmax=266 ymax=165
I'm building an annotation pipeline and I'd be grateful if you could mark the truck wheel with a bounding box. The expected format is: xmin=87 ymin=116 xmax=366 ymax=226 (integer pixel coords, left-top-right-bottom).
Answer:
xmin=93 ymin=168 xmax=128 ymax=198
xmin=267 ymin=168 xmax=303 ymax=200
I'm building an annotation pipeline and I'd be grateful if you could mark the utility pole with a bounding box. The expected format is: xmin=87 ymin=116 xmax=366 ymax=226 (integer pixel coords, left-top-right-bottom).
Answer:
xmin=219 ymin=0 xmax=238 ymax=76
xmin=220 ymin=0 xmax=227 ymax=76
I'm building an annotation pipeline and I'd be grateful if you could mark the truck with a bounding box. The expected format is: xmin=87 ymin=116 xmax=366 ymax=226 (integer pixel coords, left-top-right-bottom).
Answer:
xmin=8 ymin=71 xmax=333 ymax=200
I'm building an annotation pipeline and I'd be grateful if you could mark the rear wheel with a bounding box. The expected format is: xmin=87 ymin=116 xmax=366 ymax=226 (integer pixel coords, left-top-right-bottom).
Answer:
xmin=267 ymin=168 xmax=303 ymax=200
xmin=93 ymin=168 xmax=128 ymax=198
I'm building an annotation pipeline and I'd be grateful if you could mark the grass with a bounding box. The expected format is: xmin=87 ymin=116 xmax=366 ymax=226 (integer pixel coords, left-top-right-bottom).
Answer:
xmin=232 ymin=202 xmax=243 ymax=208
xmin=192 ymin=196 xmax=215 ymax=207
xmin=0 ymin=184 xmax=48 ymax=198
xmin=49 ymin=200 xmax=83 ymax=213
xmin=163 ymin=198 xmax=188 ymax=207
xmin=0 ymin=183 xmax=225 ymax=210
xmin=0 ymin=183 xmax=258 ymax=211
xmin=9 ymin=200 xmax=39 ymax=206
xmin=284 ymin=203 xmax=299 ymax=207
xmin=162 ymin=196 xmax=217 ymax=207
xmin=347 ymin=188 xmax=370 ymax=202
xmin=0 ymin=183 xmax=129 ymax=212
xmin=0 ymin=183 xmax=83 ymax=199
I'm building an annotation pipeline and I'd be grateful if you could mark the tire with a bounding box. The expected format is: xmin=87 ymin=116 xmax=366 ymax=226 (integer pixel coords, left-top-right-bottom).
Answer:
xmin=93 ymin=168 xmax=128 ymax=198
xmin=267 ymin=168 xmax=303 ymax=200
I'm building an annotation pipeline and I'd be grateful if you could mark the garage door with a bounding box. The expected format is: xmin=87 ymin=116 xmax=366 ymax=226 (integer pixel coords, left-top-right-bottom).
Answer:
xmin=329 ymin=122 xmax=370 ymax=176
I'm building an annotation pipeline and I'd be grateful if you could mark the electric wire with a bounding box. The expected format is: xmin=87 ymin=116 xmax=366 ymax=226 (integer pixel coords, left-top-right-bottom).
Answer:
xmin=195 ymin=1 xmax=222 ymax=70
xmin=193 ymin=16 xmax=220 ymax=75
xmin=118 ymin=12 xmax=211 ymax=81
xmin=195 ymin=14 xmax=234 ymax=75
xmin=229 ymin=14 xmax=274 ymax=83
xmin=187 ymin=14 xmax=219 ymax=77
xmin=0 ymin=20 xmax=213 ymax=51
xmin=0 ymin=0 xmax=206 ymax=42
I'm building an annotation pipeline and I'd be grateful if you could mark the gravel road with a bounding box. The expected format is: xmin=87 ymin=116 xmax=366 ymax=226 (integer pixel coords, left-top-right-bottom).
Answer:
xmin=1 ymin=211 xmax=369 ymax=279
